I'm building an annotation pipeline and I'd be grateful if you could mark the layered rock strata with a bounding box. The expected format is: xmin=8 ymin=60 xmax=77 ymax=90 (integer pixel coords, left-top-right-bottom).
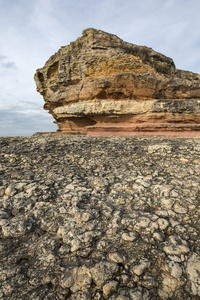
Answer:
xmin=0 ymin=134 xmax=200 ymax=299
xmin=34 ymin=28 xmax=200 ymax=136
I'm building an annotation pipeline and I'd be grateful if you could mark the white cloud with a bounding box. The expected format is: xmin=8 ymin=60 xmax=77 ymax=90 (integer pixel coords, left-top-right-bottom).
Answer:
xmin=1 ymin=61 xmax=17 ymax=69
xmin=0 ymin=107 xmax=57 ymax=136
xmin=0 ymin=55 xmax=7 ymax=61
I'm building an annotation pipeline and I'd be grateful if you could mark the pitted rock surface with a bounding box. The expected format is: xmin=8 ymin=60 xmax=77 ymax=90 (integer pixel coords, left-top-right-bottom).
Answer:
xmin=34 ymin=28 xmax=200 ymax=136
xmin=0 ymin=134 xmax=200 ymax=299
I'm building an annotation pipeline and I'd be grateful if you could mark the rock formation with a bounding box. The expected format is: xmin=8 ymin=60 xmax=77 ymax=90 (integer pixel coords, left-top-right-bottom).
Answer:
xmin=34 ymin=28 xmax=200 ymax=136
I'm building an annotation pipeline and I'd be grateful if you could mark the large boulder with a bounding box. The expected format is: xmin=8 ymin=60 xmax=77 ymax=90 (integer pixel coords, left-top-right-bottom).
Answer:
xmin=34 ymin=28 xmax=200 ymax=136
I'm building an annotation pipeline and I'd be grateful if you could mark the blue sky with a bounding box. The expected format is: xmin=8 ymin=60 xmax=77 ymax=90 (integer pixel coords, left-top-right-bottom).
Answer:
xmin=0 ymin=0 xmax=200 ymax=136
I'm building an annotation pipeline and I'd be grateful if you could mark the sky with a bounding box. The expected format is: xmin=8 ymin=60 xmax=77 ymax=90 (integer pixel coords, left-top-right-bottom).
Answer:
xmin=0 ymin=0 xmax=200 ymax=136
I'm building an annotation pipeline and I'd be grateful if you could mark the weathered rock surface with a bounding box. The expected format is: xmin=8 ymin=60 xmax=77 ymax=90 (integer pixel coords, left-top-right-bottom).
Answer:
xmin=0 ymin=133 xmax=200 ymax=299
xmin=34 ymin=28 xmax=200 ymax=136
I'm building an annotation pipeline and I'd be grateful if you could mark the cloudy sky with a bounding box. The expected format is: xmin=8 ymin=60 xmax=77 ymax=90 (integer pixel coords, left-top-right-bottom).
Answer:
xmin=0 ymin=0 xmax=200 ymax=136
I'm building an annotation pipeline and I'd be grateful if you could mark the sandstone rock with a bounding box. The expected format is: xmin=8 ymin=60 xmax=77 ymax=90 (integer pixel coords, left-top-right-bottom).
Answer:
xmin=35 ymin=28 xmax=200 ymax=136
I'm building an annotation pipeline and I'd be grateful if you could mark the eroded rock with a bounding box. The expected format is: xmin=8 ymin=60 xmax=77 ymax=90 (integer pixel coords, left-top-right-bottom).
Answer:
xmin=35 ymin=28 xmax=200 ymax=136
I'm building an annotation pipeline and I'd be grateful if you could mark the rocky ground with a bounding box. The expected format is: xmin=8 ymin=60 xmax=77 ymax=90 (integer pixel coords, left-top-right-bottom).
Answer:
xmin=0 ymin=133 xmax=200 ymax=300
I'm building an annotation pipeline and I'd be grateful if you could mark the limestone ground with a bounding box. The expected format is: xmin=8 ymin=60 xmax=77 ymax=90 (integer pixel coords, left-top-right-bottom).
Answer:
xmin=0 ymin=134 xmax=200 ymax=299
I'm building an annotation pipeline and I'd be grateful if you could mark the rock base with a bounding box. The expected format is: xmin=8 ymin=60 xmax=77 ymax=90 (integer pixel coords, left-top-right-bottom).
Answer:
xmin=53 ymin=99 xmax=200 ymax=137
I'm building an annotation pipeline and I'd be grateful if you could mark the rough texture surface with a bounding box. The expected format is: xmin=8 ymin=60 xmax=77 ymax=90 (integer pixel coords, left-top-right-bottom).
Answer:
xmin=34 ymin=28 xmax=200 ymax=136
xmin=0 ymin=133 xmax=200 ymax=299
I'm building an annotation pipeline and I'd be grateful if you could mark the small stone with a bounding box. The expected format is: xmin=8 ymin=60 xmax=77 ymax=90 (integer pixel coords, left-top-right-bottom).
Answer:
xmin=132 ymin=259 xmax=151 ymax=276
xmin=164 ymin=244 xmax=190 ymax=255
xmin=121 ymin=232 xmax=138 ymax=242
xmin=93 ymin=292 xmax=102 ymax=300
xmin=173 ymin=203 xmax=188 ymax=214
xmin=77 ymin=212 xmax=91 ymax=222
xmin=168 ymin=255 xmax=181 ymax=263
xmin=174 ymin=225 xmax=186 ymax=235
xmin=160 ymin=198 xmax=173 ymax=209
xmin=0 ymin=187 xmax=5 ymax=197
xmin=14 ymin=182 xmax=27 ymax=191
xmin=129 ymin=287 xmax=149 ymax=300
xmin=70 ymin=291 xmax=91 ymax=300
xmin=153 ymin=232 xmax=165 ymax=242
xmin=164 ymin=236 xmax=190 ymax=255
xmin=2 ymin=217 xmax=32 ymax=237
xmin=70 ymin=239 xmax=81 ymax=252
xmin=159 ymin=275 xmax=180 ymax=299
xmin=119 ymin=274 xmax=130 ymax=286
xmin=5 ymin=185 xmax=17 ymax=196
xmin=167 ymin=261 xmax=182 ymax=278
xmin=169 ymin=218 xmax=180 ymax=227
xmin=134 ymin=217 xmax=151 ymax=231
xmin=103 ymin=280 xmax=118 ymax=298
xmin=90 ymin=261 xmax=119 ymax=288
xmin=116 ymin=295 xmax=129 ymax=300
xmin=108 ymin=252 xmax=126 ymax=263
xmin=157 ymin=218 xmax=169 ymax=231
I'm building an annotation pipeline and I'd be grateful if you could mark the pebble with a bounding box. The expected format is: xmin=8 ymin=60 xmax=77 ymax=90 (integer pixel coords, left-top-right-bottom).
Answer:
xmin=157 ymin=218 xmax=169 ymax=231
xmin=108 ymin=252 xmax=126 ymax=263
xmin=131 ymin=259 xmax=151 ymax=276
xmin=166 ymin=261 xmax=182 ymax=278
xmin=5 ymin=185 xmax=16 ymax=196
xmin=103 ymin=280 xmax=118 ymax=298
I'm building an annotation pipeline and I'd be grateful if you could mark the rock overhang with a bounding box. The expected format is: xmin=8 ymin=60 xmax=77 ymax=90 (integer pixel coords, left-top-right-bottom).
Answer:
xmin=34 ymin=28 xmax=200 ymax=137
